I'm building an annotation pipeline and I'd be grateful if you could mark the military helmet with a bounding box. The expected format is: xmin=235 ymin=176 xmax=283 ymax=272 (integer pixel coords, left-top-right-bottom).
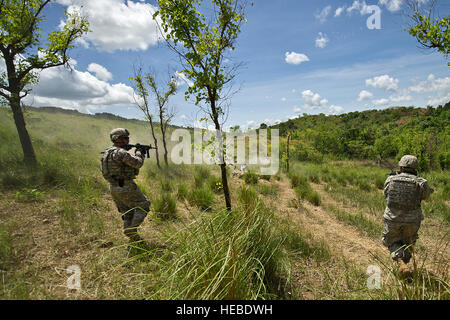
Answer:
xmin=398 ymin=155 xmax=418 ymax=170
xmin=110 ymin=128 xmax=130 ymax=142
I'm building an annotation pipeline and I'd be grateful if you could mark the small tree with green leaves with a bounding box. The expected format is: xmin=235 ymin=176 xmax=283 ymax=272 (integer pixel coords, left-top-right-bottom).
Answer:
xmin=130 ymin=66 xmax=162 ymax=169
xmin=0 ymin=0 xmax=89 ymax=166
xmin=405 ymin=0 xmax=449 ymax=63
xmin=154 ymin=0 xmax=247 ymax=210
xmin=147 ymin=74 xmax=177 ymax=167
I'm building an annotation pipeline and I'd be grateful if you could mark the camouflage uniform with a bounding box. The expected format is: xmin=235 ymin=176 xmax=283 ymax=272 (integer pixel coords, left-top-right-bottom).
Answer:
xmin=101 ymin=128 xmax=150 ymax=241
xmin=382 ymin=155 xmax=433 ymax=263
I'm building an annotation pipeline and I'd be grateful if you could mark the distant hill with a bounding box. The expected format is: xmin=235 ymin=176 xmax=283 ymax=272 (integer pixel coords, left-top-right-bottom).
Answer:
xmin=268 ymin=103 xmax=450 ymax=171
xmin=24 ymin=106 xmax=145 ymax=124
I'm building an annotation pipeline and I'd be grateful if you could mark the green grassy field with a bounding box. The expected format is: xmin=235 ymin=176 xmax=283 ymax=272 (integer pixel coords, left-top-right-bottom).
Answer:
xmin=0 ymin=106 xmax=448 ymax=300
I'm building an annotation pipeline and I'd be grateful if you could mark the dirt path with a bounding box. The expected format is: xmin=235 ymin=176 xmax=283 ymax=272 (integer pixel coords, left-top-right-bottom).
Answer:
xmin=274 ymin=177 xmax=387 ymax=266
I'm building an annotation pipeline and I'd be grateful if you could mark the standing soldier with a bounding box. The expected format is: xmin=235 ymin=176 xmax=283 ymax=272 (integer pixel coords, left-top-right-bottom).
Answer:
xmin=382 ymin=155 xmax=433 ymax=274
xmin=101 ymin=128 xmax=150 ymax=243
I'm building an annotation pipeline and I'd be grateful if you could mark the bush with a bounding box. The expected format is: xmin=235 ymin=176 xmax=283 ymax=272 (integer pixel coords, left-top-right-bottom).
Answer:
xmin=153 ymin=192 xmax=177 ymax=220
xmin=289 ymin=173 xmax=308 ymax=189
xmin=189 ymin=187 xmax=215 ymax=211
xmin=177 ymin=183 xmax=189 ymax=200
xmin=293 ymin=178 xmax=321 ymax=206
xmin=160 ymin=180 xmax=173 ymax=192
xmin=207 ymin=175 xmax=223 ymax=194
xmin=150 ymin=204 xmax=292 ymax=299
xmin=243 ymin=171 xmax=259 ymax=185
xmin=238 ymin=186 xmax=259 ymax=214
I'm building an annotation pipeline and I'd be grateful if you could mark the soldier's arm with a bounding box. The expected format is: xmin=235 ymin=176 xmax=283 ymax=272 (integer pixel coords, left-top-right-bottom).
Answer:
xmin=419 ymin=179 xmax=434 ymax=201
xmin=113 ymin=149 xmax=145 ymax=169
xmin=383 ymin=176 xmax=392 ymax=197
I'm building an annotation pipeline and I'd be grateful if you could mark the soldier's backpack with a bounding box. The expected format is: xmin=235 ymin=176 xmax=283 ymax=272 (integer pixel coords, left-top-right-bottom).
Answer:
xmin=101 ymin=147 xmax=118 ymax=183
xmin=386 ymin=175 xmax=421 ymax=211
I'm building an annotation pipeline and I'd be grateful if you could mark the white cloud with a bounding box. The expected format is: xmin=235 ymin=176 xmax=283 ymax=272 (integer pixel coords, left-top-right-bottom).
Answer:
xmin=328 ymin=105 xmax=344 ymax=115
xmin=346 ymin=0 xmax=374 ymax=15
xmin=57 ymin=0 xmax=163 ymax=52
xmin=409 ymin=74 xmax=450 ymax=93
xmin=23 ymin=60 xmax=136 ymax=113
xmin=87 ymin=63 xmax=113 ymax=81
xmin=315 ymin=5 xmax=332 ymax=23
xmin=335 ymin=6 xmax=346 ymax=17
xmin=378 ymin=0 xmax=403 ymax=12
xmin=427 ymin=92 xmax=450 ymax=107
xmin=315 ymin=32 xmax=329 ymax=48
xmin=389 ymin=94 xmax=413 ymax=103
xmin=357 ymin=90 xmax=374 ymax=101
xmin=281 ymin=97 xmax=287 ymax=102
xmin=366 ymin=74 xmax=399 ymax=91
xmin=409 ymin=74 xmax=450 ymax=106
xmin=285 ymin=52 xmax=310 ymax=65
xmin=372 ymin=98 xmax=390 ymax=106
xmin=292 ymin=105 xmax=301 ymax=113
xmin=301 ymin=90 xmax=328 ymax=109
xmin=174 ymin=71 xmax=194 ymax=87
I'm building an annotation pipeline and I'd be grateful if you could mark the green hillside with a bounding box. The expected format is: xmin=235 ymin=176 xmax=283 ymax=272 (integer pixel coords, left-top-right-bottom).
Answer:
xmin=271 ymin=103 xmax=450 ymax=172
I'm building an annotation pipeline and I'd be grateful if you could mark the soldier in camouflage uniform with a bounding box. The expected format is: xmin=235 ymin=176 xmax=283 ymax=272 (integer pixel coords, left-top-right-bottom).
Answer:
xmin=382 ymin=155 xmax=433 ymax=268
xmin=101 ymin=128 xmax=150 ymax=242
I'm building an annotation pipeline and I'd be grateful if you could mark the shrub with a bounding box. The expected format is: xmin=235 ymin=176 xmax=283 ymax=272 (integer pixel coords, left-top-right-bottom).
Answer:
xmin=150 ymin=204 xmax=292 ymax=299
xmin=207 ymin=175 xmax=223 ymax=194
xmin=177 ymin=183 xmax=189 ymax=200
xmin=289 ymin=173 xmax=308 ymax=189
xmin=243 ymin=171 xmax=259 ymax=185
xmin=256 ymin=184 xmax=278 ymax=196
xmin=189 ymin=187 xmax=214 ymax=211
xmin=153 ymin=192 xmax=177 ymax=220
xmin=293 ymin=178 xmax=321 ymax=206
xmin=238 ymin=185 xmax=259 ymax=214
xmin=160 ymin=179 xmax=173 ymax=192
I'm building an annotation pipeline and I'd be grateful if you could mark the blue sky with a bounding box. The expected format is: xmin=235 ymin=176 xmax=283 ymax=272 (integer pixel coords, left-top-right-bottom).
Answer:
xmin=12 ymin=0 xmax=450 ymax=129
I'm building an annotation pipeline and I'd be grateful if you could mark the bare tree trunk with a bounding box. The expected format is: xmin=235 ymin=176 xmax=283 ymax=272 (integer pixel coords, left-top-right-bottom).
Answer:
xmin=211 ymin=99 xmax=232 ymax=211
xmin=148 ymin=117 xmax=161 ymax=169
xmin=159 ymin=113 xmax=169 ymax=167
xmin=10 ymin=93 xmax=37 ymax=166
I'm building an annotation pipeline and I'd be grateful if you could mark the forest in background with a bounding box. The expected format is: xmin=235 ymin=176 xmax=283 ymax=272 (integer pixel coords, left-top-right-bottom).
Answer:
xmin=270 ymin=102 xmax=450 ymax=172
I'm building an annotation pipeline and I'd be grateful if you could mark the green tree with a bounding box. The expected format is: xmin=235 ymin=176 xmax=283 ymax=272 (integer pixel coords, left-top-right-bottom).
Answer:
xmin=405 ymin=0 xmax=449 ymax=63
xmin=131 ymin=69 xmax=177 ymax=167
xmin=0 ymin=0 xmax=89 ymax=165
xmin=130 ymin=66 xmax=162 ymax=169
xmin=154 ymin=0 xmax=247 ymax=210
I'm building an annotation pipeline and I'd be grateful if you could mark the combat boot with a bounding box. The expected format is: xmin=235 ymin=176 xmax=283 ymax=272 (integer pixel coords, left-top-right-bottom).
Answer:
xmin=397 ymin=260 xmax=413 ymax=279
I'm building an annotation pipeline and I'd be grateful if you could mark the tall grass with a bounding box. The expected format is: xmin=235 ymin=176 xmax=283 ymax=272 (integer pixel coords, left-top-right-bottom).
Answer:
xmin=289 ymin=173 xmax=321 ymax=206
xmin=371 ymin=237 xmax=450 ymax=300
xmin=150 ymin=196 xmax=293 ymax=299
xmin=152 ymin=192 xmax=178 ymax=220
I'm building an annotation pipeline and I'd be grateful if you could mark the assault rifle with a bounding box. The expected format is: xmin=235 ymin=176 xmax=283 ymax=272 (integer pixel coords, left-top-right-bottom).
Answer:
xmin=125 ymin=143 xmax=157 ymax=158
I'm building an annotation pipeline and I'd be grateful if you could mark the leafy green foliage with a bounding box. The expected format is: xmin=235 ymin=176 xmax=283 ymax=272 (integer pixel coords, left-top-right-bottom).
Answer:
xmin=275 ymin=105 xmax=450 ymax=171
xmin=155 ymin=0 xmax=246 ymax=106
xmin=0 ymin=0 xmax=89 ymax=100
xmin=243 ymin=170 xmax=259 ymax=185
xmin=409 ymin=11 xmax=449 ymax=58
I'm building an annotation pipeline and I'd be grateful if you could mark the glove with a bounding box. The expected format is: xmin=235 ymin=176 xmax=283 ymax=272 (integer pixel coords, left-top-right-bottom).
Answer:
xmin=135 ymin=149 xmax=143 ymax=157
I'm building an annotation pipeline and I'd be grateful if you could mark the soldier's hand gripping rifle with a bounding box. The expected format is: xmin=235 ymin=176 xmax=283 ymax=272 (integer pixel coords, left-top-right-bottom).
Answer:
xmin=125 ymin=143 xmax=157 ymax=158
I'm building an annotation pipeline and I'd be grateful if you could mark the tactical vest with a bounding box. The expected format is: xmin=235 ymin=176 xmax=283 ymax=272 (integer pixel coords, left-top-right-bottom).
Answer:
xmin=386 ymin=174 xmax=421 ymax=211
xmin=101 ymin=146 xmax=139 ymax=184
